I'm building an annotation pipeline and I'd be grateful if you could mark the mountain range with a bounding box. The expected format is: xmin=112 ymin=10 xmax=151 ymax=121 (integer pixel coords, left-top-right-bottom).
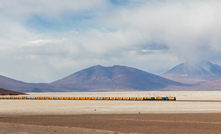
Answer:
xmin=1 ymin=60 xmax=221 ymax=92
xmin=52 ymin=65 xmax=185 ymax=91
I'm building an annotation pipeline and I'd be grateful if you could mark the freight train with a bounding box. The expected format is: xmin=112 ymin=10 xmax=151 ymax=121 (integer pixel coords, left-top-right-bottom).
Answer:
xmin=0 ymin=96 xmax=176 ymax=101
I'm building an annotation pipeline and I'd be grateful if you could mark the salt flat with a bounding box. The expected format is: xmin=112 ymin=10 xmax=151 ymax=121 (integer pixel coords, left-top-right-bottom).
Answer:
xmin=0 ymin=91 xmax=221 ymax=116
xmin=26 ymin=91 xmax=221 ymax=100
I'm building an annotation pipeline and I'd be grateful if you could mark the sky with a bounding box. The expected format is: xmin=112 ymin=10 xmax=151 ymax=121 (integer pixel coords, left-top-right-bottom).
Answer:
xmin=1 ymin=0 xmax=221 ymax=83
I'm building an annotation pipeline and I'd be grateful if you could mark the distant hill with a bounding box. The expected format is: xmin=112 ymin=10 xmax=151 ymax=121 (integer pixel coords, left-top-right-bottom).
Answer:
xmin=161 ymin=60 xmax=221 ymax=84
xmin=0 ymin=88 xmax=27 ymax=95
xmin=0 ymin=75 xmax=56 ymax=92
xmin=51 ymin=65 xmax=185 ymax=91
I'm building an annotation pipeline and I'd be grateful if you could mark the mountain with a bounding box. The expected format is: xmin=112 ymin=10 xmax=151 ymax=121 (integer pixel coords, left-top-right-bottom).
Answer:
xmin=161 ymin=60 xmax=221 ymax=84
xmin=51 ymin=65 xmax=185 ymax=91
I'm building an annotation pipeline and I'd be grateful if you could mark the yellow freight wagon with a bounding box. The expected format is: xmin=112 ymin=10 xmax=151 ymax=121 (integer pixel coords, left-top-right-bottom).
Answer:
xmin=123 ymin=97 xmax=130 ymax=100
xmin=136 ymin=97 xmax=143 ymax=100
xmin=68 ymin=97 xmax=74 ymax=100
xmin=46 ymin=97 xmax=53 ymax=99
xmin=109 ymin=97 xmax=115 ymax=100
xmin=115 ymin=97 xmax=123 ymax=100
xmin=58 ymin=97 xmax=64 ymax=100
xmin=85 ymin=97 xmax=91 ymax=100
xmin=63 ymin=97 xmax=69 ymax=100
xmin=74 ymin=97 xmax=80 ymax=100
xmin=103 ymin=97 xmax=110 ymax=100
xmin=91 ymin=97 xmax=97 ymax=100
xmin=129 ymin=97 xmax=136 ymax=100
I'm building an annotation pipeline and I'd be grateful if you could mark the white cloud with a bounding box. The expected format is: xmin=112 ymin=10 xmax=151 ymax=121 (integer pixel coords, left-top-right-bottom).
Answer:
xmin=25 ymin=39 xmax=62 ymax=47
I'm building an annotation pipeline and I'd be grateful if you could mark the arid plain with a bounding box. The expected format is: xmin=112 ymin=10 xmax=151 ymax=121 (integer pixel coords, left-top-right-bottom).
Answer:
xmin=0 ymin=91 xmax=221 ymax=133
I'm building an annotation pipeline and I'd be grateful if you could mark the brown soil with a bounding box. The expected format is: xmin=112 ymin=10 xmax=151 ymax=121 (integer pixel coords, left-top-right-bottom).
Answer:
xmin=0 ymin=113 xmax=220 ymax=134
xmin=0 ymin=88 xmax=27 ymax=95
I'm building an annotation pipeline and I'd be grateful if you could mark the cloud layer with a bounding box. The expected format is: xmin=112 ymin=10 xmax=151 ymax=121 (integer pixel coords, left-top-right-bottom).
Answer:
xmin=0 ymin=0 xmax=221 ymax=82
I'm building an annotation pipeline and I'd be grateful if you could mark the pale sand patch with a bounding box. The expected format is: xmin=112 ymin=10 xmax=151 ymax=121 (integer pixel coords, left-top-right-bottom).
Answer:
xmin=0 ymin=91 xmax=221 ymax=115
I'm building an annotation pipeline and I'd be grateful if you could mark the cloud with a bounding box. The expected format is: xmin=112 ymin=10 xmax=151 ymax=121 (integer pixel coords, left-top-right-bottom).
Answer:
xmin=103 ymin=0 xmax=221 ymax=61
xmin=1 ymin=0 xmax=221 ymax=82
xmin=25 ymin=39 xmax=62 ymax=47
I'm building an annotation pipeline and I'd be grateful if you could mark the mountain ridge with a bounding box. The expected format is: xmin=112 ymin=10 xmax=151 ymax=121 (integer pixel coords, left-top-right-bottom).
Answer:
xmin=161 ymin=60 xmax=221 ymax=84
xmin=0 ymin=65 xmax=186 ymax=92
xmin=52 ymin=65 xmax=186 ymax=91
xmin=1 ymin=61 xmax=221 ymax=92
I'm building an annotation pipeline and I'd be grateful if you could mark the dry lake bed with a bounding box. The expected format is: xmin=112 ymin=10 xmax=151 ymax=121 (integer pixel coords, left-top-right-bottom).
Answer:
xmin=0 ymin=91 xmax=221 ymax=133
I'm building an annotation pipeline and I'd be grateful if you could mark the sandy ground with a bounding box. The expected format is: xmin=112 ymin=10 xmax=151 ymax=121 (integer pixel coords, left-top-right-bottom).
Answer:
xmin=0 ymin=91 xmax=221 ymax=133
xmin=0 ymin=114 xmax=221 ymax=134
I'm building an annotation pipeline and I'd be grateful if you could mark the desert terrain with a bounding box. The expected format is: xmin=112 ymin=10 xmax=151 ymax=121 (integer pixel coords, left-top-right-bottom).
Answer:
xmin=0 ymin=91 xmax=221 ymax=133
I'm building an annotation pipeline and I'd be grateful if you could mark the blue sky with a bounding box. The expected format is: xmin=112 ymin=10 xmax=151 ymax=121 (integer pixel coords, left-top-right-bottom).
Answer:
xmin=0 ymin=0 xmax=221 ymax=83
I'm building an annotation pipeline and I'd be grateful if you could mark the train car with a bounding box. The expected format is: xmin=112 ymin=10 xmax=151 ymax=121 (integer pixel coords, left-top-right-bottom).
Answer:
xmin=91 ymin=97 xmax=97 ymax=100
xmin=54 ymin=97 xmax=59 ymax=100
xmin=143 ymin=97 xmax=155 ymax=100
xmin=168 ymin=97 xmax=176 ymax=101
xmin=103 ymin=97 xmax=110 ymax=100
xmin=129 ymin=97 xmax=136 ymax=100
xmin=136 ymin=97 xmax=143 ymax=100
xmin=123 ymin=97 xmax=130 ymax=100
xmin=115 ymin=97 xmax=123 ymax=100
xmin=97 ymin=97 xmax=103 ymax=100
xmin=27 ymin=97 xmax=35 ymax=99
xmin=46 ymin=97 xmax=54 ymax=100
xmin=155 ymin=97 xmax=166 ymax=100
xmin=75 ymin=97 xmax=80 ymax=100
xmin=85 ymin=97 xmax=92 ymax=100
xmin=40 ymin=97 xmax=45 ymax=99
xmin=109 ymin=97 xmax=115 ymax=100
xmin=62 ymin=97 xmax=68 ymax=100
xmin=79 ymin=97 xmax=87 ymax=100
